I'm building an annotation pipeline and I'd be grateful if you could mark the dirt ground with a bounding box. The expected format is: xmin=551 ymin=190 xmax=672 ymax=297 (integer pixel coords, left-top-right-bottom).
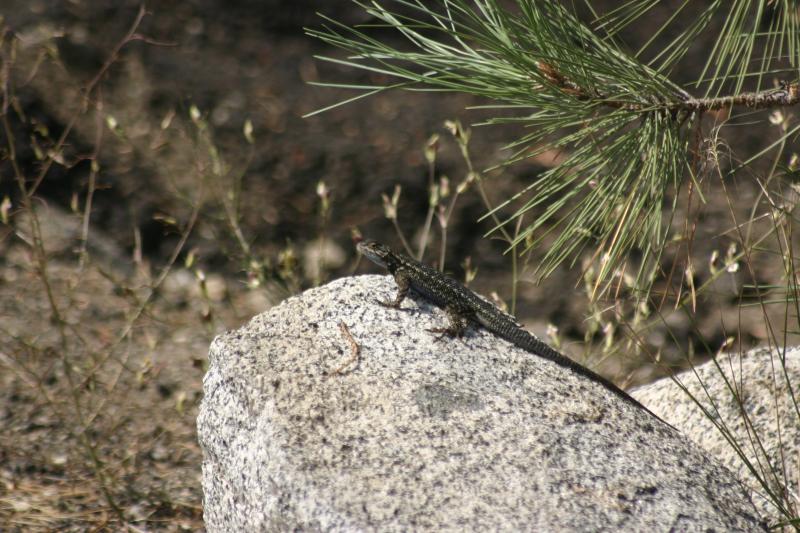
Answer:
xmin=1 ymin=1 xmax=798 ymax=530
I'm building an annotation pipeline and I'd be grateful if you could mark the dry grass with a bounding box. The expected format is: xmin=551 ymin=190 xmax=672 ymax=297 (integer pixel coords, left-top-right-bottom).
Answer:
xmin=0 ymin=234 xmax=215 ymax=531
xmin=0 ymin=11 xmax=242 ymax=530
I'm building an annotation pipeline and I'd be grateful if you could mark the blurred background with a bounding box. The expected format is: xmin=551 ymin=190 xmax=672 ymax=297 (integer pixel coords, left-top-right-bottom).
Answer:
xmin=0 ymin=1 xmax=792 ymax=530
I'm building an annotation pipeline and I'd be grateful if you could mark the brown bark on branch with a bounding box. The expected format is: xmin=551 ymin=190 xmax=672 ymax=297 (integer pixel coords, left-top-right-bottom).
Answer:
xmin=535 ymin=61 xmax=800 ymax=113
xmin=683 ymin=82 xmax=800 ymax=111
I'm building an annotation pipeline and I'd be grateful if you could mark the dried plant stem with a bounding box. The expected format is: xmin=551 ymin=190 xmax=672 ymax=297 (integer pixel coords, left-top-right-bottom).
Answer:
xmin=0 ymin=5 xmax=155 ymax=525
xmin=27 ymin=5 xmax=147 ymax=198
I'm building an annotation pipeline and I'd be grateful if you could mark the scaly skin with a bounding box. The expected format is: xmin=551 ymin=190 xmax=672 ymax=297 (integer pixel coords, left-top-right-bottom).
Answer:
xmin=357 ymin=239 xmax=675 ymax=431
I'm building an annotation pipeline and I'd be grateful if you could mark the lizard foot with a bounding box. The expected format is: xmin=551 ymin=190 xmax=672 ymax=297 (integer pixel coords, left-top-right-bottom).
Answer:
xmin=427 ymin=327 xmax=463 ymax=342
xmin=375 ymin=299 xmax=413 ymax=311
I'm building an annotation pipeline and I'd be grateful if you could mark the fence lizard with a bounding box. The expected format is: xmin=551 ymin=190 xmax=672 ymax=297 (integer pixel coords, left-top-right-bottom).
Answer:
xmin=357 ymin=239 xmax=674 ymax=430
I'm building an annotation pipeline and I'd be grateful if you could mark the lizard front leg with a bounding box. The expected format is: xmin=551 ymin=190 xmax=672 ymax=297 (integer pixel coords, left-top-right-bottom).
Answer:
xmin=377 ymin=267 xmax=411 ymax=308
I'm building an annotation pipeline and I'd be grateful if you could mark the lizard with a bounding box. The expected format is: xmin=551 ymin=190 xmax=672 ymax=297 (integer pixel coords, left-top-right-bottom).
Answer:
xmin=357 ymin=239 xmax=675 ymax=430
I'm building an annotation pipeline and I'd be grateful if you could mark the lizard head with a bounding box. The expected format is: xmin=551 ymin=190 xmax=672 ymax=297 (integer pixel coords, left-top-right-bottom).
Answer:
xmin=357 ymin=239 xmax=393 ymax=269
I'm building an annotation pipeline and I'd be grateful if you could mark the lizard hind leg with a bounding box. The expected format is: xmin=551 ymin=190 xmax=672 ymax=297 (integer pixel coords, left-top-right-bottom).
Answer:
xmin=427 ymin=305 xmax=470 ymax=341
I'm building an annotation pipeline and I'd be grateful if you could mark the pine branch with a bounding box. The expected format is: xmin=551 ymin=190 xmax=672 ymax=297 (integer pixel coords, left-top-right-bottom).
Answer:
xmin=306 ymin=0 xmax=800 ymax=299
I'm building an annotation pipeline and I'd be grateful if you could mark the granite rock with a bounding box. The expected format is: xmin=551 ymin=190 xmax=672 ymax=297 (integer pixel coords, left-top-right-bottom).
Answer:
xmin=634 ymin=347 xmax=800 ymax=526
xmin=199 ymin=275 xmax=764 ymax=531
